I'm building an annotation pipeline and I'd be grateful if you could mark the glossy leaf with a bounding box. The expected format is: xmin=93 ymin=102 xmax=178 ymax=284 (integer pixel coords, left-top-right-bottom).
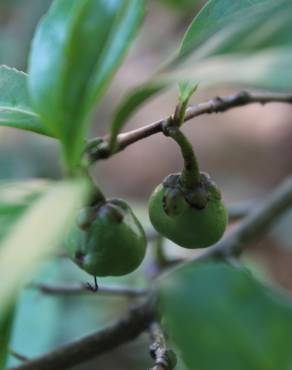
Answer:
xmin=0 ymin=180 xmax=88 ymax=329
xmin=0 ymin=307 xmax=15 ymax=370
xmin=109 ymin=0 xmax=292 ymax=144
xmin=109 ymin=82 xmax=166 ymax=150
xmin=179 ymin=0 xmax=270 ymax=59
xmin=0 ymin=66 xmax=49 ymax=137
xmin=164 ymin=0 xmax=292 ymax=91
xmin=29 ymin=0 xmax=145 ymax=170
xmin=159 ymin=263 xmax=292 ymax=370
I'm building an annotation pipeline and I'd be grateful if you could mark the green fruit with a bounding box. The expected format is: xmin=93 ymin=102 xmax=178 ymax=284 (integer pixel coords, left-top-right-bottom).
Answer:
xmin=66 ymin=199 xmax=147 ymax=277
xmin=149 ymin=172 xmax=227 ymax=248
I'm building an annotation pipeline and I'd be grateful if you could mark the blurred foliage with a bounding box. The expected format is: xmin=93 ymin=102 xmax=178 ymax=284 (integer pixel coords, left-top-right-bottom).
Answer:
xmin=8 ymin=257 xmax=149 ymax=368
xmin=0 ymin=180 xmax=49 ymax=242
xmin=0 ymin=180 xmax=87 ymax=368
xmin=166 ymin=0 xmax=292 ymax=91
xmin=0 ymin=308 xmax=15 ymax=368
xmin=160 ymin=263 xmax=292 ymax=370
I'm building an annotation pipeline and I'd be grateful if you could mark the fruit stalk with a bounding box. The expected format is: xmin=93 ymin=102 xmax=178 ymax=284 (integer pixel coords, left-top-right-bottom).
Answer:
xmin=90 ymin=184 xmax=106 ymax=205
xmin=83 ymin=170 xmax=106 ymax=205
xmin=164 ymin=124 xmax=200 ymax=189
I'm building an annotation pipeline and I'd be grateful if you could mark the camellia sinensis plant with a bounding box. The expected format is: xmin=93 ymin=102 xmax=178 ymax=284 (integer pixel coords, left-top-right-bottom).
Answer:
xmin=1 ymin=0 xmax=292 ymax=370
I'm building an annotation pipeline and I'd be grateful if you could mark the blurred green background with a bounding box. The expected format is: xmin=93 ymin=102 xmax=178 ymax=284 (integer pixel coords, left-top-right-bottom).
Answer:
xmin=2 ymin=0 xmax=292 ymax=369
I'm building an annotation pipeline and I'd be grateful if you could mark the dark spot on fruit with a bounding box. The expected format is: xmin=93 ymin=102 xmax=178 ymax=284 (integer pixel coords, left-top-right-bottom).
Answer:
xmin=111 ymin=209 xmax=124 ymax=223
xmin=75 ymin=251 xmax=85 ymax=265
xmin=186 ymin=199 xmax=206 ymax=210
xmin=162 ymin=194 xmax=170 ymax=215
xmin=99 ymin=203 xmax=124 ymax=223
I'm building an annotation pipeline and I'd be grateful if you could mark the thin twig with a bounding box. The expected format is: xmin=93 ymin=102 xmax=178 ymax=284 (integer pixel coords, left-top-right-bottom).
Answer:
xmin=8 ymin=299 xmax=156 ymax=370
xmin=153 ymin=235 xmax=181 ymax=269
xmin=88 ymin=90 xmax=292 ymax=161
xmin=29 ymin=283 xmax=147 ymax=298
xmin=9 ymin=176 xmax=292 ymax=370
xmin=9 ymin=350 xmax=29 ymax=363
xmin=149 ymin=322 xmax=177 ymax=370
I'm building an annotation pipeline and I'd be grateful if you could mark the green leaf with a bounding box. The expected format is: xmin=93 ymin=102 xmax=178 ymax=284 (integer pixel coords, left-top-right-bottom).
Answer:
xmin=0 ymin=66 xmax=50 ymax=137
xmin=0 ymin=180 xmax=50 ymax=243
xmin=109 ymin=82 xmax=166 ymax=151
xmin=0 ymin=180 xmax=88 ymax=331
xmin=179 ymin=0 xmax=271 ymax=58
xmin=0 ymin=307 xmax=15 ymax=370
xmin=29 ymin=0 xmax=145 ymax=171
xmin=179 ymin=81 xmax=197 ymax=107
xmin=159 ymin=263 xmax=292 ymax=370
xmin=163 ymin=0 xmax=292 ymax=91
xmin=178 ymin=82 xmax=197 ymax=117
xmin=109 ymin=0 xmax=292 ymax=142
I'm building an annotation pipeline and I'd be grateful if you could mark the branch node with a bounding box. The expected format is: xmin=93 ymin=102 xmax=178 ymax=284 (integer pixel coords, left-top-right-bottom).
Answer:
xmin=211 ymin=96 xmax=225 ymax=112
xmin=87 ymin=90 xmax=292 ymax=163
xmin=233 ymin=90 xmax=250 ymax=104
xmin=149 ymin=322 xmax=177 ymax=370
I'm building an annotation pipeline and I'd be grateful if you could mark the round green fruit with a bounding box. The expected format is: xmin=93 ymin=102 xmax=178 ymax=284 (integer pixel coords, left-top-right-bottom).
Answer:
xmin=148 ymin=172 xmax=227 ymax=248
xmin=66 ymin=199 xmax=147 ymax=277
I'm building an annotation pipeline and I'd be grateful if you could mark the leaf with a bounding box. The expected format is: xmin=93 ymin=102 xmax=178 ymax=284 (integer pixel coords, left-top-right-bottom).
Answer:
xmin=109 ymin=0 xmax=292 ymax=143
xmin=0 ymin=307 xmax=15 ymax=370
xmin=163 ymin=0 xmax=292 ymax=91
xmin=178 ymin=82 xmax=197 ymax=118
xmin=178 ymin=0 xmax=271 ymax=59
xmin=178 ymin=81 xmax=197 ymax=107
xmin=159 ymin=263 xmax=292 ymax=370
xmin=28 ymin=0 xmax=145 ymax=171
xmin=0 ymin=180 xmax=88 ymax=329
xmin=0 ymin=66 xmax=50 ymax=137
xmin=109 ymin=82 xmax=166 ymax=150
xmin=0 ymin=180 xmax=50 ymax=243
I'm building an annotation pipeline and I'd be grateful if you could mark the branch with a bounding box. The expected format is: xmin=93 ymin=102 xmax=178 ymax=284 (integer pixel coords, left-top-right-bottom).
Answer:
xmin=149 ymin=322 xmax=177 ymax=370
xmin=8 ymin=299 xmax=156 ymax=370
xmin=9 ymin=177 xmax=292 ymax=370
xmin=9 ymin=350 xmax=29 ymax=363
xmin=88 ymin=90 xmax=292 ymax=161
xmin=29 ymin=283 xmax=147 ymax=298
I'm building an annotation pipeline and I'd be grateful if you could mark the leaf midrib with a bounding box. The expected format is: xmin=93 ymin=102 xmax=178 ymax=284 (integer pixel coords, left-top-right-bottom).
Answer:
xmin=0 ymin=105 xmax=39 ymax=118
